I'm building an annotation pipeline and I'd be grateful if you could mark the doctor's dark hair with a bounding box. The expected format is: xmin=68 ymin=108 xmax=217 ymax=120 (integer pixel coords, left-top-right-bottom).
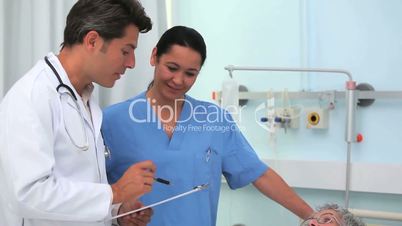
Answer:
xmin=61 ymin=0 xmax=152 ymax=48
xmin=147 ymin=25 xmax=207 ymax=90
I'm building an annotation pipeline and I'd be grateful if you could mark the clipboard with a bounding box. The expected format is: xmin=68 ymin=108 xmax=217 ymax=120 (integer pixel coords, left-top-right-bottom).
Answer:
xmin=109 ymin=184 xmax=208 ymax=220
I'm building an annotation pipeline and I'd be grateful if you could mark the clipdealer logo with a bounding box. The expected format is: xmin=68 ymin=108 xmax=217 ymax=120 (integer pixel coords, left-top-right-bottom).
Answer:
xmin=127 ymin=98 xmax=304 ymax=133
xmin=128 ymin=98 xmax=246 ymax=133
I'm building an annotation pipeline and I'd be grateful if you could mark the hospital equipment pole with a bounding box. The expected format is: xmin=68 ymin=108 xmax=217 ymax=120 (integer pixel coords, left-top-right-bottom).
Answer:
xmin=224 ymin=65 xmax=356 ymax=208
xmin=345 ymin=81 xmax=357 ymax=209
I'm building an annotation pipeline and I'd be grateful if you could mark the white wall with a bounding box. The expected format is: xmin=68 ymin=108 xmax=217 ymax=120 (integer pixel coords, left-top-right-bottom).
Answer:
xmin=172 ymin=1 xmax=402 ymax=226
xmin=2 ymin=0 xmax=75 ymax=94
xmin=0 ymin=0 xmax=162 ymax=107
xmin=172 ymin=0 xmax=305 ymax=101
xmin=0 ymin=0 xmax=4 ymax=100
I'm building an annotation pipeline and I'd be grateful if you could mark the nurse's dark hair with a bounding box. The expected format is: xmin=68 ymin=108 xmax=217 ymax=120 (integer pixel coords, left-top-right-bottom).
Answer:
xmin=61 ymin=0 xmax=152 ymax=48
xmin=147 ymin=25 xmax=207 ymax=90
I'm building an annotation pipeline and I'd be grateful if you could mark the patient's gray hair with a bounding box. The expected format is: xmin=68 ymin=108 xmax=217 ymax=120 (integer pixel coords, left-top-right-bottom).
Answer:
xmin=316 ymin=203 xmax=366 ymax=226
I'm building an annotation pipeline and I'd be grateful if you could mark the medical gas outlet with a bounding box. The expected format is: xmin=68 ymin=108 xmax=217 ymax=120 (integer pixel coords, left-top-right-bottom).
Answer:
xmin=306 ymin=108 xmax=329 ymax=129
xmin=261 ymin=107 xmax=300 ymax=131
xmin=275 ymin=107 xmax=299 ymax=129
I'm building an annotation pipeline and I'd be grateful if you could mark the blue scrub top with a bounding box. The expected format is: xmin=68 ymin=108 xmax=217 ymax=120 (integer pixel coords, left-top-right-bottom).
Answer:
xmin=102 ymin=92 xmax=268 ymax=226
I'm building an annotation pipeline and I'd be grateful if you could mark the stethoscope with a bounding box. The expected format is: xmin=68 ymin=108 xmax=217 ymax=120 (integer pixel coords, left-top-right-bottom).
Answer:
xmin=44 ymin=56 xmax=90 ymax=151
xmin=45 ymin=56 xmax=112 ymax=160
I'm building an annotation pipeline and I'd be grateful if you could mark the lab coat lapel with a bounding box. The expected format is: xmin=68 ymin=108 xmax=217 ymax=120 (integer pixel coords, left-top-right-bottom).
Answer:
xmin=62 ymin=91 xmax=94 ymax=132
xmin=58 ymin=85 xmax=93 ymax=130
xmin=78 ymin=98 xmax=95 ymax=132
xmin=89 ymin=98 xmax=102 ymax=141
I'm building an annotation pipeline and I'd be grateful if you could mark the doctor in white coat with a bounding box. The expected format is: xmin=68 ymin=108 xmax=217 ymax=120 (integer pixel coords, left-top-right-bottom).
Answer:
xmin=0 ymin=0 xmax=156 ymax=225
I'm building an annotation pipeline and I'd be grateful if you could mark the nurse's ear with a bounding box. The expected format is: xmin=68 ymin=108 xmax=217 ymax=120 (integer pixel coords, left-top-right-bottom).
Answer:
xmin=150 ymin=47 xmax=157 ymax=66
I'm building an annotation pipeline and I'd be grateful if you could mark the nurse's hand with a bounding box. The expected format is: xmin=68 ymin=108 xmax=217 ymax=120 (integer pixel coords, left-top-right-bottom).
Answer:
xmin=117 ymin=200 xmax=153 ymax=226
xmin=111 ymin=160 xmax=156 ymax=204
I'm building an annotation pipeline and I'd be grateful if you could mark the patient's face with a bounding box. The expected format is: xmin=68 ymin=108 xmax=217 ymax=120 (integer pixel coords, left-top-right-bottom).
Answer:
xmin=301 ymin=209 xmax=343 ymax=226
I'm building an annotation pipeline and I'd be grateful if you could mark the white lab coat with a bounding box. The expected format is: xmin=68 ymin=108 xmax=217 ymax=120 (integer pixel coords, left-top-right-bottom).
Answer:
xmin=0 ymin=53 xmax=114 ymax=226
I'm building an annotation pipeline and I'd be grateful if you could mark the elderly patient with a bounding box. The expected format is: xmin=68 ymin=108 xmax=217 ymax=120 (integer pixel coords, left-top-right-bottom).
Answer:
xmin=300 ymin=203 xmax=366 ymax=226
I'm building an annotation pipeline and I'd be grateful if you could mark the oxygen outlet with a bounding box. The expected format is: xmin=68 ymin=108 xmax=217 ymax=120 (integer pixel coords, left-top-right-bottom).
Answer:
xmin=307 ymin=112 xmax=320 ymax=126
xmin=306 ymin=108 xmax=329 ymax=129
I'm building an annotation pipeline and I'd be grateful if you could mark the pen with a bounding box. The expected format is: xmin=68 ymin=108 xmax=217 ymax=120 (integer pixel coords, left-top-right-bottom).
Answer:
xmin=154 ymin=177 xmax=170 ymax=185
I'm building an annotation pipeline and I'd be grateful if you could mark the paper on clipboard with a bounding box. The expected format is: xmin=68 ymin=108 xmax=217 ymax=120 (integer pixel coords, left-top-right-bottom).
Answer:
xmin=109 ymin=184 xmax=208 ymax=220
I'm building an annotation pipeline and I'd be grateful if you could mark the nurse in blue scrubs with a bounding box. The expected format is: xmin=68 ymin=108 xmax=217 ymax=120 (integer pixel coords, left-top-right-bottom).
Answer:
xmin=102 ymin=26 xmax=313 ymax=226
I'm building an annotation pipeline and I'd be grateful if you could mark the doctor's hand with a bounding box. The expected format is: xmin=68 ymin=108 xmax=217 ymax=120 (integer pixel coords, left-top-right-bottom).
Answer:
xmin=111 ymin=160 xmax=156 ymax=204
xmin=117 ymin=200 xmax=153 ymax=226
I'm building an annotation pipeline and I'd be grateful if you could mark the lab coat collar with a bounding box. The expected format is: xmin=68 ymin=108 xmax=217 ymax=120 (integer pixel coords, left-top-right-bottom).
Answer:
xmin=45 ymin=52 xmax=81 ymax=100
